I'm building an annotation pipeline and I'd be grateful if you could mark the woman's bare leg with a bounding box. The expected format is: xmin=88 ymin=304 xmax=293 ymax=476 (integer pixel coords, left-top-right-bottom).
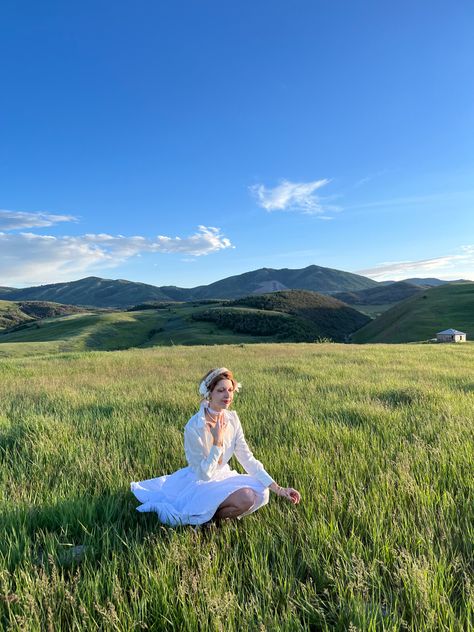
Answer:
xmin=213 ymin=488 xmax=257 ymax=521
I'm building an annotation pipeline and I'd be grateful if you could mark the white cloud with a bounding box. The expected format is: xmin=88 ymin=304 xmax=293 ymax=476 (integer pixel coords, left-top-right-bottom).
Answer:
xmin=250 ymin=178 xmax=335 ymax=215
xmin=0 ymin=226 xmax=233 ymax=285
xmin=0 ymin=209 xmax=77 ymax=230
xmin=357 ymin=246 xmax=474 ymax=281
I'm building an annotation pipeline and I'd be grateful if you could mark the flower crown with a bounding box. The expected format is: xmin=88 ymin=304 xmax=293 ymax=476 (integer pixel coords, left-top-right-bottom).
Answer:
xmin=199 ymin=367 xmax=241 ymax=399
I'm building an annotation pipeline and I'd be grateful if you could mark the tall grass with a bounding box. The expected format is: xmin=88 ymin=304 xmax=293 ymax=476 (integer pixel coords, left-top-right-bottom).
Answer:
xmin=0 ymin=343 xmax=473 ymax=630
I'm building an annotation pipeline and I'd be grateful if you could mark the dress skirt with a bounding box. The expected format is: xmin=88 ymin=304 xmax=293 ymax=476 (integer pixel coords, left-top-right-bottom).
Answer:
xmin=131 ymin=464 xmax=270 ymax=526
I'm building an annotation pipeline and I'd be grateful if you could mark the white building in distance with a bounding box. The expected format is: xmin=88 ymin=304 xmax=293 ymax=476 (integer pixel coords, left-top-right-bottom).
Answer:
xmin=436 ymin=328 xmax=467 ymax=343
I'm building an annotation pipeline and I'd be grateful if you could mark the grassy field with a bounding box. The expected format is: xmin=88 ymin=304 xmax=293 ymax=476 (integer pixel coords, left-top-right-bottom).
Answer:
xmin=0 ymin=343 xmax=473 ymax=630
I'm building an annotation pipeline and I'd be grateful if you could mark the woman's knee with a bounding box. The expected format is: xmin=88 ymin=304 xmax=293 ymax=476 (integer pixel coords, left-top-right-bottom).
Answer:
xmin=237 ymin=487 xmax=257 ymax=512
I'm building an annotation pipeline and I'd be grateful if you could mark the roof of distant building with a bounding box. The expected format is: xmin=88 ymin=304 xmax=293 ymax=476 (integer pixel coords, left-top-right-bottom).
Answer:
xmin=437 ymin=328 xmax=466 ymax=335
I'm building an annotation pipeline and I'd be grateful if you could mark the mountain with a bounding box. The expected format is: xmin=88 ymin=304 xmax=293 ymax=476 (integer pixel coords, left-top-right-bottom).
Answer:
xmin=378 ymin=278 xmax=467 ymax=287
xmin=404 ymin=277 xmax=448 ymax=287
xmin=0 ymin=276 xmax=171 ymax=308
xmin=351 ymin=282 xmax=474 ymax=343
xmin=0 ymin=265 xmax=379 ymax=308
xmin=332 ymin=281 xmax=423 ymax=306
xmin=187 ymin=265 xmax=378 ymax=300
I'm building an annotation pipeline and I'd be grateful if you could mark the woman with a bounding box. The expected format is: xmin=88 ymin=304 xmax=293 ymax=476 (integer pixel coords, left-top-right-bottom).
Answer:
xmin=131 ymin=367 xmax=301 ymax=526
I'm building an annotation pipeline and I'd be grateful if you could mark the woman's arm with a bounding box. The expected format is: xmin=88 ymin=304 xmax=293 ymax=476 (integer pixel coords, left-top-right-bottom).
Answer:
xmin=232 ymin=413 xmax=274 ymax=487
xmin=232 ymin=414 xmax=301 ymax=505
xmin=269 ymin=481 xmax=301 ymax=504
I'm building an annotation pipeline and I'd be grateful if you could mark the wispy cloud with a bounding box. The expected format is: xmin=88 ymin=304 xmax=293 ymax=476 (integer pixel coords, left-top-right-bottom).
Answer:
xmin=0 ymin=225 xmax=233 ymax=285
xmin=353 ymin=169 xmax=389 ymax=189
xmin=250 ymin=178 xmax=337 ymax=215
xmin=0 ymin=209 xmax=77 ymax=230
xmin=357 ymin=245 xmax=474 ymax=281
xmin=346 ymin=189 xmax=474 ymax=212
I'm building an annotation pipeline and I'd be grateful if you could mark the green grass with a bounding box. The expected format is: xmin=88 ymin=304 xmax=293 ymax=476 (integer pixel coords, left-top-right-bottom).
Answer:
xmin=0 ymin=343 xmax=473 ymax=630
xmin=352 ymin=282 xmax=474 ymax=343
xmin=353 ymin=304 xmax=393 ymax=318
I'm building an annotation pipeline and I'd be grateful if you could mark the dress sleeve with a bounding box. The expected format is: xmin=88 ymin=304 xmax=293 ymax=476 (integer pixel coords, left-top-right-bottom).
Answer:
xmin=232 ymin=412 xmax=274 ymax=487
xmin=184 ymin=425 xmax=223 ymax=481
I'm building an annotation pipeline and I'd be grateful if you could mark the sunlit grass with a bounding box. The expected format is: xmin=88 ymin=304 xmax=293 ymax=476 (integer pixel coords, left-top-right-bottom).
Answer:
xmin=0 ymin=343 xmax=473 ymax=630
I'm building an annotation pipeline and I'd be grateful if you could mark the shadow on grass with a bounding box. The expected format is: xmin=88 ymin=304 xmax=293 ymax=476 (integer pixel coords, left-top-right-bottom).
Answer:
xmin=0 ymin=489 xmax=186 ymax=573
xmin=376 ymin=386 xmax=428 ymax=408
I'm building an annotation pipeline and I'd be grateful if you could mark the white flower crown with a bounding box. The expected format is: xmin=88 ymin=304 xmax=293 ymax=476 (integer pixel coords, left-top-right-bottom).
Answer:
xmin=199 ymin=367 xmax=241 ymax=398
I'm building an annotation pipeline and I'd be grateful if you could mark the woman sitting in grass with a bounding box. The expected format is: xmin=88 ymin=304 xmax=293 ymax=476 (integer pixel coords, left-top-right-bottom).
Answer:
xmin=131 ymin=367 xmax=300 ymax=526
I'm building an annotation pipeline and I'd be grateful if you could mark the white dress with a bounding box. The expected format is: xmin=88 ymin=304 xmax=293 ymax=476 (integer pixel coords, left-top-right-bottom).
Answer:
xmin=130 ymin=403 xmax=274 ymax=526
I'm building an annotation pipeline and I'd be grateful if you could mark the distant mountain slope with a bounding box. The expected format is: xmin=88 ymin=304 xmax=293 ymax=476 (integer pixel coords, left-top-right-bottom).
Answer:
xmin=198 ymin=290 xmax=371 ymax=341
xmin=404 ymin=277 xmax=466 ymax=287
xmin=0 ymin=301 xmax=34 ymax=329
xmin=0 ymin=265 xmax=379 ymax=307
xmin=0 ymin=300 xmax=87 ymax=330
xmin=188 ymin=265 xmax=378 ymax=300
xmin=332 ymin=281 xmax=423 ymax=306
xmin=351 ymin=282 xmax=474 ymax=343
xmin=0 ymin=276 xmax=172 ymax=308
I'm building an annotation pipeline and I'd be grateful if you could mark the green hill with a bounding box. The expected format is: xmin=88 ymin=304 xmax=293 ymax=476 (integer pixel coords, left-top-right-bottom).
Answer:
xmin=227 ymin=290 xmax=370 ymax=340
xmin=351 ymin=282 xmax=474 ymax=343
xmin=0 ymin=300 xmax=87 ymax=331
xmin=192 ymin=306 xmax=321 ymax=341
xmin=0 ymin=306 xmax=276 ymax=357
xmin=0 ymin=291 xmax=370 ymax=356
xmin=332 ymin=280 xmax=423 ymax=306
xmin=0 ymin=276 xmax=171 ymax=308
xmin=0 ymin=300 xmax=34 ymax=329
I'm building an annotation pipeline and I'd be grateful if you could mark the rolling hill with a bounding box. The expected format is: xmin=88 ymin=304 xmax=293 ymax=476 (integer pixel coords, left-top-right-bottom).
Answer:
xmin=0 ymin=290 xmax=370 ymax=356
xmin=0 ymin=305 xmax=282 ymax=357
xmin=226 ymin=290 xmax=370 ymax=340
xmin=0 ymin=264 xmax=379 ymax=307
xmin=351 ymin=282 xmax=474 ymax=343
xmin=0 ymin=300 xmax=87 ymax=330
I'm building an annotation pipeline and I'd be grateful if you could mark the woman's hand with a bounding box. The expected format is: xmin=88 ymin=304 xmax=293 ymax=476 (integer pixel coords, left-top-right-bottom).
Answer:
xmin=208 ymin=411 xmax=227 ymax=445
xmin=270 ymin=483 xmax=301 ymax=504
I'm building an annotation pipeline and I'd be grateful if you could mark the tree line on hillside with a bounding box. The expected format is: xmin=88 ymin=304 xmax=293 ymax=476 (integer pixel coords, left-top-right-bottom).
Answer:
xmin=192 ymin=308 xmax=328 ymax=342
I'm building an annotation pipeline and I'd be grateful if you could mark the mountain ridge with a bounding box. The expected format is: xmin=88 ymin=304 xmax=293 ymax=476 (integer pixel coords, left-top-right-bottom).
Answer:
xmin=0 ymin=264 xmax=379 ymax=308
xmin=0 ymin=266 xmax=463 ymax=309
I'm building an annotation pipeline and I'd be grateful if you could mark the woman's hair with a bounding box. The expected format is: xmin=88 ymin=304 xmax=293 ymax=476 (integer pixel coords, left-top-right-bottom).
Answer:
xmin=201 ymin=368 xmax=238 ymax=394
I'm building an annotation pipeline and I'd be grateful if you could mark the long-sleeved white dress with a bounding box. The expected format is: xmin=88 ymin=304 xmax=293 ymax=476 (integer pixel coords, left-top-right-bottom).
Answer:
xmin=131 ymin=403 xmax=274 ymax=526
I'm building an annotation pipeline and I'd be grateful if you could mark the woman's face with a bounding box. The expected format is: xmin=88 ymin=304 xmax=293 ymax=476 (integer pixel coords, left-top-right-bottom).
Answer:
xmin=209 ymin=378 xmax=234 ymax=410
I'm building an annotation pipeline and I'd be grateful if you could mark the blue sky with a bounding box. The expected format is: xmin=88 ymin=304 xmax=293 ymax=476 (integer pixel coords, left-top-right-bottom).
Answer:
xmin=1 ymin=1 xmax=473 ymax=288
